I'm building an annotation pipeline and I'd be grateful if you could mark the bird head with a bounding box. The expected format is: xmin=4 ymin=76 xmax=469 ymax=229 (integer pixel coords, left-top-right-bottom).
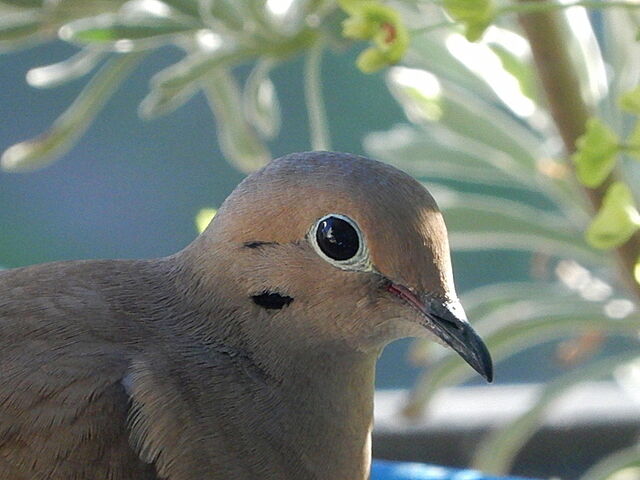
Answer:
xmin=192 ymin=151 xmax=492 ymax=382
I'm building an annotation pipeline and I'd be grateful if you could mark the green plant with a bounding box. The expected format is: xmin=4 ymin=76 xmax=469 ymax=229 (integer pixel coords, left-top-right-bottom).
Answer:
xmin=2 ymin=0 xmax=640 ymax=477
xmin=363 ymin=0 xmax=640 ymax=476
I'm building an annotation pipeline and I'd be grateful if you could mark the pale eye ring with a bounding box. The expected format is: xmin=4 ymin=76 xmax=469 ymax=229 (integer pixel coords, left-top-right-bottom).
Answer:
xmin=309 ymin=214 xmax=372 ymax=271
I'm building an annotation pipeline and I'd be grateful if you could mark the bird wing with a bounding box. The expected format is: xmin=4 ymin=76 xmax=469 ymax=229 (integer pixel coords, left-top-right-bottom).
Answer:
xmin=121 ymin=344 xmax=294 ymax=480
xmin=0 ymin=264 xmax=159 ymax=480
xmin=0 ymin=338 xmax=159 ymax=480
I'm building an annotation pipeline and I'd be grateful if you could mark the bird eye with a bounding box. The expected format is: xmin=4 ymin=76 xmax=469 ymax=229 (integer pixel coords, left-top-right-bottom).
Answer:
xmin=316 ymin=216 xmax=359 ymax=260
xmin=310 ymin=214 xmax=371 ymax=271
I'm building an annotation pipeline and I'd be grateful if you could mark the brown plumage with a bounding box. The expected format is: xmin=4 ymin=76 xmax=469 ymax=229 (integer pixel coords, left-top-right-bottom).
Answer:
xmin=0 ymin=151 xmax=492 ymax=480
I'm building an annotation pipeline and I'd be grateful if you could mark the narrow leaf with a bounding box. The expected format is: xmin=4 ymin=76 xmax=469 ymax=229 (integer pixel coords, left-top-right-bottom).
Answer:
xmin=198 ymin=0 xmax=244 ymax=31
xmin=404 ymin=34 xmax=495 ymax=102
xmin=386 ymin=66 xmax=543 ymax=171
xmin=159 ymin=0 xmax=200 ymax=17
xmin=153 ymin=46 xmax=251 ymax=91
xmin=366 ymin=123 xmax=539 ymax=191
xmin=1 ymin=53 xmax=143 ymax=172
xmin=473 ymin=352 xmax=640 ymax=474
xmin=581 ymin=445 xmax=640 ymax=480
xmin=0 ymin=10 xmax=44 ymax=46
xmin=139 ymin=47 xmax=251 ymax=119
xmin=26 ymin=45 xmax=107 ymax=88
xmin=408 ymin=282 xmax=568 ymax=366
xmin=405 ymin=309 xmax=639 ymax=417
xmin=436 ymin=190 xmax=603 ymax=266
xmin=202 ymin=68 xmax=271 ymax=173
xmin=242 ymin=59 xmax=281 ymax=139
xmin=59 ymin=13 xmax=194 ymax=44
xmin=138 ymin=80 xmax=199 ymax=119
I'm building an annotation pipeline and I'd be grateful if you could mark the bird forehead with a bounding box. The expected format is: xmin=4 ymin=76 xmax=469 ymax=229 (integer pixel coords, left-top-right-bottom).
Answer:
xmin=211 ymin=152 xmax=453 ymax=294
xmin=217 ymin=152 xmax=442 ymax=245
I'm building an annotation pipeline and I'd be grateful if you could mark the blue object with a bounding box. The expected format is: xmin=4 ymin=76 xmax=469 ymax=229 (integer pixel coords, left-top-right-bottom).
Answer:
xmin=371 ymin=460 xmax=530 ymax=480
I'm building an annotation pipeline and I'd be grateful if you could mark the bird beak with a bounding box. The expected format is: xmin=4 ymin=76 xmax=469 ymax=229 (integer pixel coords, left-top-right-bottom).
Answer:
xmin=387 ymin=283 xmax=493 ymax=383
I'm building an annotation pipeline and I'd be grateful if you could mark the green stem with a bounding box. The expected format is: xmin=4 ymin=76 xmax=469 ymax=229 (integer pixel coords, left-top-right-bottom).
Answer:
xmin=304 ymin=40 xmax=331 ymax=151
xmin=498 ymin=0 xmax=640 ymax=16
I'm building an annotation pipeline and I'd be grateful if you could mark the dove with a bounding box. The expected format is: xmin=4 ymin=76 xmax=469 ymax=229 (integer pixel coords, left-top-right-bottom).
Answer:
xmin=0 ymin=151 xmax=492 ymax=480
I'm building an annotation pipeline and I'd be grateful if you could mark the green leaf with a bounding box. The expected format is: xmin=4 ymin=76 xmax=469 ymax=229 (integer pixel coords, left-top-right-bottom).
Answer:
xmin=365 ymin=124 xmax=551 ymax=194
xmin=26 ymin=45 xmax=106 ymax=89
xmin=619 ymin=86 xmax=640 ymax=114
xmin=59 ymin=13 xmax=194 ymax=44
xmin=158 ymin=0 xmax=201 ymax=17
xmin=408 ymin=282 xmax=570 ymax=366
xmin=586 ymin=182 xmax=640 ymax=249
xmin=572 ymin=117 xmax=620 ymax=188
xmin=139 ymin=47 xmax=252 ymax=119
xmin=198 ymin=0 xmax=244 ymax=31
xmin=443 ymin=0 xmax=493 ymax=24
xmin=403 ymin=34 xmax=496 ymax=102
xmin=580 ymin=445 xmax=640 ymax=480
xmin=442 ymin=0 xmax=494 ymax=41
xmin=153 ymin=47 xmax=251 ymax=91
xmin=436 ymin=190 xmax=603 ymax=265
xmin=202 ymin=68 xmax=271 ymax=173
xmin=1 ymin=53 xmax=143 ymax=172
xmin=386 ymin=67 xmax=543 ymax=171
xmin=0 ymin=10 xmax=44 ymax=47
xmin=243 ymin=59 xmax=281 ymax=140
xmin=461 ymin=282 xmax=571 ymax=322
xmin=405 ymin=305 xmax=639 ymax=416
xmin=473 ymin=352 xmax=640 ymax=474
xmin=488 ymin=43 xmax=536 ymax=101
xmin=138 ymin=78 xmax=199 ymax=119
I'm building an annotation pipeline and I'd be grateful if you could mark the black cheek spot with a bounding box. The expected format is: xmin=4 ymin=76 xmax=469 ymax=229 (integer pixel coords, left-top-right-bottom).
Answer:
xmin=244 ymin=241 xmax=278 ymax=249
xmin=252 ymin=291 xmax=294 ymax=310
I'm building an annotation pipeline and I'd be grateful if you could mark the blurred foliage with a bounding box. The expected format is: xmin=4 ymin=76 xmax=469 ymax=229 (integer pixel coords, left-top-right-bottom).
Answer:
xmin=195 ymin=206 xmax=216 ymax=233
xmin=2 ymin=0 xmax=640 ymax=478
xmin=362 ymin=1 xmax=640 ymax=477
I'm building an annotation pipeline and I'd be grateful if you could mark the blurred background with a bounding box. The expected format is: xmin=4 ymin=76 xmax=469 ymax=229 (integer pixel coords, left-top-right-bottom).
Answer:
xmin=2 ymin=0 xmax=640 ymax=478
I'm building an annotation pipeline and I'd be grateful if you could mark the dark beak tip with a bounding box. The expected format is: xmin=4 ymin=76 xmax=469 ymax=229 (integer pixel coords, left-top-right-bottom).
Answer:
xmin=472 ymin=336 xmax=494 ymax=384
xmin=480 ymin=362 xmax=494 ymax=384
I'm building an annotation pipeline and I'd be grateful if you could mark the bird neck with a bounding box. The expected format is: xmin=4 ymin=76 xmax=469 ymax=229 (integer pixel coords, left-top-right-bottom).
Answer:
xmin=166 ymin=250 xmax=379 ymax=479
xmin=275 ymin=350 xmax=378 ymax=480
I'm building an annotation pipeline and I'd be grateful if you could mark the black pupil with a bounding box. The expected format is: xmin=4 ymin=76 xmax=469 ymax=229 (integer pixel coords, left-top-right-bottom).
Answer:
xmin=316 ymin=216 xmax=359 ymax=261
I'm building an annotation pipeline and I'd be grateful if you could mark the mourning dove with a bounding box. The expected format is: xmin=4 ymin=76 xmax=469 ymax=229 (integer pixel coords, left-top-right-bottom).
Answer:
xmin=0 ymin=151 xmax=492 ymax=480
